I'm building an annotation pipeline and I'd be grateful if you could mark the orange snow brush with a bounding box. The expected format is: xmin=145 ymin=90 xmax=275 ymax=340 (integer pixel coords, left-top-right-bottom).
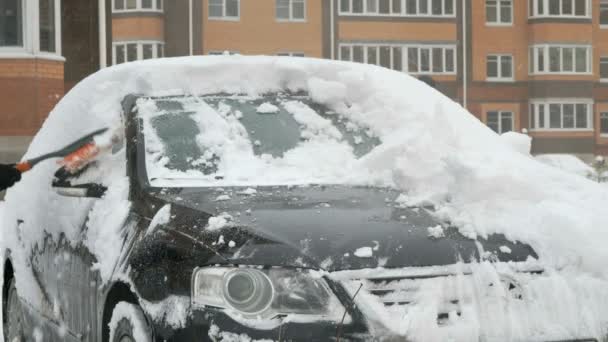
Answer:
xmin=15 ymin=128 xmax=109 ymax=174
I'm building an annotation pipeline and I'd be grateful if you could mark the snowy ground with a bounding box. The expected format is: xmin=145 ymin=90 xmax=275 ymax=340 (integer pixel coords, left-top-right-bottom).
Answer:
xmin=1 ymin=56 xmax=608 ymax=341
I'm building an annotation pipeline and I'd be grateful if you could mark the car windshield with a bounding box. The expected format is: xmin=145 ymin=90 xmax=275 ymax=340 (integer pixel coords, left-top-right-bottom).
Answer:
xmin=137 ymin=94 xmax=381 ymax=187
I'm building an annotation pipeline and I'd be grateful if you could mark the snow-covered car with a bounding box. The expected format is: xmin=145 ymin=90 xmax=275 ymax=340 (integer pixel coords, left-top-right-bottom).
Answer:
xmin=2 ymin=57 xmax=608 ymax=342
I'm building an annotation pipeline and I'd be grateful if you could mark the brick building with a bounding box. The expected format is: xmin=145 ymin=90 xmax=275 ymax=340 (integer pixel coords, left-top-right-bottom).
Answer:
xmin=1 ymin=0 xmax=608 ymax=156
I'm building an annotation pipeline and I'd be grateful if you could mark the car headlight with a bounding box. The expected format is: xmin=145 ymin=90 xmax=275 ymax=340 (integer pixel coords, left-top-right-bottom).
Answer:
xmin=192 ymin=267 xmax=348 ymax=323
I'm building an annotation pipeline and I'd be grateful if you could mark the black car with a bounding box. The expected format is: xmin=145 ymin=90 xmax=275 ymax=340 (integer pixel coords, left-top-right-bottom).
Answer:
xmin=2 ymin=92 xmax=544 ymax=342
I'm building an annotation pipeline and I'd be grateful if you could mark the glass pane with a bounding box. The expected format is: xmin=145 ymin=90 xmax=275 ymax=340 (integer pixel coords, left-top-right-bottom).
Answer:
xmin=157 ymin=0 xmax=163 ymax=10
xmin=209 ymin=0 xmax=223 ymax=17
xmin=444 ymin=0 xmax=454 ymax=14
xmin=340 ymin=0 xmax=350 ymax=12
xmin=367 ymin=46 xmax=378 ymax=65
xmin=529 ymin=104 xmax=536 ymax=129
xmin=393 ymin=47 xmax=402 ymax=70
xmin=366 ymin=0 xmax=377 ymax=12
xmin=575 ymin=47 xmax=587 ymax=72
xmin=576 ymin=104 xmax=587 ymax=128
xmin=340 ymin=46 xmax=351 ymax=61
xmin=127 ymin=43 xmax=138 ymax=61
xmin=538 ymin=47 xmax=545 ymax=71
xmin=445 ymin=49 xmax=454 ymax=72
xmin=601 ymin=113 xmax=608 ymax=134
xmin=432 ymin=48 xmax=443 ymax=72
xmin=549 ymin=104 xmax=561 ymax=128
xmin=143 ymin=44 xmax=153 ymax=59
xmin=142 ymin=0 xmax=153 ymax=9
xmin=292 ymin=1 xmax=305 ymax=19
xmin=601 ymin=4 xmax=608 ymax=24
xmin=548 ymin=0 xmax=559 ymax=15
xmin=487 ymin=56 xmax=498 ymax=78
xmin=539 ymin=104 xmax=545 ymax=128
xmin=115 ymin=45 xmax=125 ymax=64
xmin=549 ymin=47 xmax=560 ymax=72
xmin=380 ymin=46 xmax=391 ymax=68
xmin=353 ymin=0 xmax=364 ymax=12
xmin=392 ymin=0 xmax=401 ymax=13
xmin=501 ymin=112 xmax=513 ymax=132
xmin=158 ymin=43 xmax=164 ymax=57
xmin=486 ymin=0 xmax=497 ymax=22
xmin=601 ymin=59 xmax=608 ymax=79
xmin=500 ymin=0 xmax=511 ymax=22
xmin=501 ymin=56 xmax=512 ymax=78
xmin=563 ymin=48 xmax=573 ymax=72
xmin=419 ymin=0 xmax=428 ymax=13
xmin=126 ymin=0 xmax=137 ymax=9
xmin=563 ymin=104 xmax=574 ymax=128
xmin=538 ymin=0 xmax=544 ymax=14
xmin=432 ymin=0 xmax=442 ymax=15
xmin=226 ymin=0 xmax=239 ymax=17
xmin=379 ymin=0 xmax=390 ymax=14
xmin=529 ymin=48 xmax=534 ymax=73
xmin=39 ymin=0 xmax=55 ymax=53
xmin=406 ymin=0 xmax=417 ymax=14
xmin=420 ymin=48 xmax=430 ymax=72
xmin=408 ymin=47 xmax=419 ymax=72
xmin=353 ymin=46 xmax=364 ymax=63
xmin=574 ymin=0 xmax=586 ymax=15
xmin=276 ymin=0 xmax=290 ymax=19
xmin=115 ymin=0 xmax=125 ymax=10
xmin=487 ymin=111 xmax=499 ymax=132
xmin=562 ymin=0 xmax=573 ymax=15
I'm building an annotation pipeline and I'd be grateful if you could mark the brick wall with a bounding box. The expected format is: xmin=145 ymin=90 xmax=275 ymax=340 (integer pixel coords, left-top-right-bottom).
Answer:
xmin=0 ymin=59 xmax=64 ymax=135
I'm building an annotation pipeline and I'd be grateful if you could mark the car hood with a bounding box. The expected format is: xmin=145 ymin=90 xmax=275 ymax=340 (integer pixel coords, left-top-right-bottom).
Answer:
xmin=150 ymin=186 xmax=537 ymax=271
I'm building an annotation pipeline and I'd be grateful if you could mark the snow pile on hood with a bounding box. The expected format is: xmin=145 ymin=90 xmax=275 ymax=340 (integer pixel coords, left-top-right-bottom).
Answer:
xmin=535 ymin=154 xmax=594 ymax=178
xmin=2 ymin=56 xmax=608 ymax=340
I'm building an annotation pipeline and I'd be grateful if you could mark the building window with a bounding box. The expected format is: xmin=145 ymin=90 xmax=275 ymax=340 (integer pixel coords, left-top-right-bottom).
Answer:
xmin=486 ymin=0 xmax=512 ymax=24
xmin=277 ymin=52 xmax=305 ymax=57
xmin=339 ymin=43 xmax=456 ymax=75
xmin=529 ymin=100 xmax=593 ymax=130
xmin=529 ymin=45 xmax=591 ymax=74
xmin=339 ymin=0 xmax=455 ymax=17
xmin=112 ymin=0 xmax=163 ymax=12
xmin=208 ymin=50 xmax=239 ymax=55
xmin=276 ymin=0 xmax=306 ymax=21
xmin=529 ymin=0 xmax=589 ymax=18
xmin=601 ymin=112 xmax=608 ymax=135
xmin=487 ymin=111 xmax=514 ymax=134
xmin=209 ymin=0 xmax=240 ymax=19
xmin=601 ymin=57 xmax=608 ymax=81
xmin=0 ymin=0 xmax=23 ymax=47
xmin=487 ymin=54 xmax=513 ymax=81
xmin=39 ymin=0 xmax=55 ymax=53
xmin=113 ymin=41 xmax=165 ymax=64
xmin=602 ymin=0 xmax=608 ymax=26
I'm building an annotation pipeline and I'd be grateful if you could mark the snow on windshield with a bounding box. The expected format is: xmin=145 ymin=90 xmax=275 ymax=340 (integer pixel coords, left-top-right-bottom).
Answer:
xmin=2 ymin=56 xmax=608 ymax=340
xmin=138 ymin=94 xmax=380 ymax=187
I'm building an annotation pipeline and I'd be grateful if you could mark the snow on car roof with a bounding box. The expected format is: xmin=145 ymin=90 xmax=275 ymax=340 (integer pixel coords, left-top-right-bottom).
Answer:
xmin=2 ymin=56 xmax=608 ymax=335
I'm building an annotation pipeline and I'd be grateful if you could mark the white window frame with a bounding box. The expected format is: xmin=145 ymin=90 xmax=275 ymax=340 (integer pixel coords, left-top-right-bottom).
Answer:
xmin=528 ymin=0 xmax=590 ymax=18
xmin=339 ymin=43 xmax=456 ymax=75
xmin=602 ymin=0 xmax=608 ymax=27
xmin=528 ymin=44 xmax=592 ymax=75
xmin=112 ymin=0 xmax=163 ymax=13
xmin=277 ymin=52 xmax=305 ymax=57
xmin=208 ymin=0 xmax=240 ymax=20
xmin=339 ymin=0 xmax=456 ymax=17
xmin=528 ymin=98 xmax=594 ymax=131
xmin=112 ymin=40 xmax=165 ymax=65
xmin=486 ymin=111 xmax=514 ymax=134
xmin=486 ymin=0 xmax=513 ymax=26
xmin=0 ymin=0 xmax=63 ymax=60
xmin=486 ymin=54 xmax=514 ymax=81
xmin=276 ymin=0 xmax=307 ymax=22
xmin=600 ymin=112 xmax=608 ymax=136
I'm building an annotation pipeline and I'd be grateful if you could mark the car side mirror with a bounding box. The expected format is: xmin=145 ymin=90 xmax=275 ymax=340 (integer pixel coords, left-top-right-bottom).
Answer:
xmin=52 ymin=165 xmax=107 ymax=198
